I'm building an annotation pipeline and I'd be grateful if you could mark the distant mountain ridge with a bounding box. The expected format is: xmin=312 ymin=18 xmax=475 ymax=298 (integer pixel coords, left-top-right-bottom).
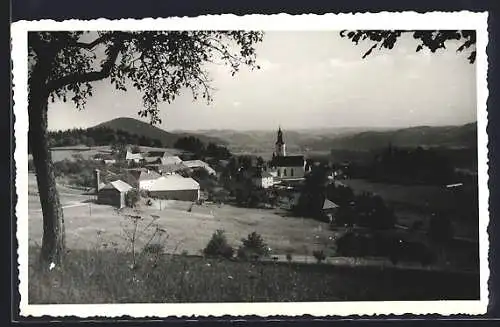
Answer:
xmin=93 ymin=117 xmax=228 ymax=147
xmin=177 ymin=122 xmax=477 ymax=153
xmin=322 ymin=123 xmax=477 ymax=150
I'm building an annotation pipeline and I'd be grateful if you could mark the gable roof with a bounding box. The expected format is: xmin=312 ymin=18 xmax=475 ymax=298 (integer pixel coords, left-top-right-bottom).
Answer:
xmin=101 ymin=180 xmax=133 ymax=193
xmin=148 ymin=175 xmax=200 ymax=191
xmin=147 ymin=151 xmax=167 ymax=158
xmin=274 ymin=155 xmax=305 ymax=167
xmin=160 ymin=156 xmax=183 ymax=165
xmin=323 ymin=198 xmax=339 ymax=210
xmin=183 ymin=160 xmax=216 ymax=175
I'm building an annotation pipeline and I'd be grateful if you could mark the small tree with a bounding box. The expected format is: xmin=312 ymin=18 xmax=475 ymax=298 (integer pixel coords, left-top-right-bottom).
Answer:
xmin=203 ymin=230 xmax=234 ymax=259
xmin=237 ymin=231 xmax=270 ymax=260
xmin=125 ymin=189 xmax=140 ymax=208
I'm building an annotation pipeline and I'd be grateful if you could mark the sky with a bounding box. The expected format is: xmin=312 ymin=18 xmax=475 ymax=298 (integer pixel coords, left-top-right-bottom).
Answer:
xmin=47 ymin=31 xmax=477 ymax=132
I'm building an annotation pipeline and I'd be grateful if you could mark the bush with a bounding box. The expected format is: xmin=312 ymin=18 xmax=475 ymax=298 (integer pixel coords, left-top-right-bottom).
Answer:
xmin=125 ymin=189 xmax=140 ymax=208
xmin=237 ymin=232 xmax=270 ymax=260
xmin=203 ymin=230 xmax=234 ymax=259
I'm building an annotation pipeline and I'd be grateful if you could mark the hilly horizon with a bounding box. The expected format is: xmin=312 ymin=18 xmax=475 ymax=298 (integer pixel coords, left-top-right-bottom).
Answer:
xmin=174 ymin=122 xmax=477 ymax=154
xmin=93 ymin=117 xmax=228 ymax=147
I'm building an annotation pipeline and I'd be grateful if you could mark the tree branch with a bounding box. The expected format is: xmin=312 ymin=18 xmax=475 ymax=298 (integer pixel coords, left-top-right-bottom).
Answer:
xmin=47 ymin=40 xmax=123 ymax=93
xmin=73 ymin=33 xmax=114 ymax=50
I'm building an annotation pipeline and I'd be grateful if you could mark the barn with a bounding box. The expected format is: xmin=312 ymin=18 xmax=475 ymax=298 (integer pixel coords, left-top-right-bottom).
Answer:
xmin=97 ymin=180 xmax=134 ymax=208
xmin=145 ymin=175 xmax=200 ymax=202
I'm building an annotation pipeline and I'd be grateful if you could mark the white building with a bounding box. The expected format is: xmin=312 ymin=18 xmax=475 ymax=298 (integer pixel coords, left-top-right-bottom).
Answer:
xmin=125 ymin=150 xmax=143 ymax=163
xmin=252 ymin=171 xmax=274 ymax=189
xmin=144 ymin=175 xmax=200 ymax=202
xmin=267 ymin=127 xmax=309 ymax=180
xmin=160 ymin=156 xmax=183 ymax=165
xmin=183 ymin=160 xmax=216 ymax=176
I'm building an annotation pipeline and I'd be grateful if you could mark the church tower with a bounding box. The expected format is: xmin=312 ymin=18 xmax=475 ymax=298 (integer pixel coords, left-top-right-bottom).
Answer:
xmin=275 ymin=126 xmax=286 ymax=157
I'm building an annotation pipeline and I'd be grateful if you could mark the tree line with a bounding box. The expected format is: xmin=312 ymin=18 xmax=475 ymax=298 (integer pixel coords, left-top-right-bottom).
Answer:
xmin=32 ymin=127 xmax=164 ymax=153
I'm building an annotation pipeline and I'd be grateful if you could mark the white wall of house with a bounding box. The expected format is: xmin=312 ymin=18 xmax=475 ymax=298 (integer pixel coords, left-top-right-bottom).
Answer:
xmin=139 ymin=178 xmax=157 ymax=190
xmin=252 ymin=176 xmax=274 ymax=189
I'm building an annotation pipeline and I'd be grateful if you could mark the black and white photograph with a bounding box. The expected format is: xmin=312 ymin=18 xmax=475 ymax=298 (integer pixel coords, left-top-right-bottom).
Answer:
xmin=13 ymin=13 xmax=489 ymax=317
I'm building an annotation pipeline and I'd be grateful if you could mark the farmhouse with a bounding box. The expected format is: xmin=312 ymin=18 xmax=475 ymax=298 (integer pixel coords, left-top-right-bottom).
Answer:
xmin=160 ymin=156 xmax=183 ymax=165
xmin=322 ymin=198 xmax=340 ymax=223
xmin=125 ymin=150 xmax=143 ymax=163
xmin=97 ymin=179 xmax=133 ymax=208
xmin=128 ymin=168 xmax=162 ymax=190
xmin=144 ymin=175 xmax=200 ymax=202
xmin=183 ymin=160 xmax=216 ymax=176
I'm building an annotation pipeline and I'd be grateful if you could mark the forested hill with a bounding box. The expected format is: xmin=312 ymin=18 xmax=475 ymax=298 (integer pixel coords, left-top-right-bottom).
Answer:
xmin=47 ymin=117 xmax=226 ymax=148
xmin=306 ymin=123 xmax=477 ymax=151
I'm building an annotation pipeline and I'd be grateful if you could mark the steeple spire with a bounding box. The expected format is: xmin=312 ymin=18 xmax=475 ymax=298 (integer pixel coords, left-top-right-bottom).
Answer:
xmin=276 ymin=126 xmax=284 ymax=145
xmin=275 ymin=125 xmax=286 ymax=157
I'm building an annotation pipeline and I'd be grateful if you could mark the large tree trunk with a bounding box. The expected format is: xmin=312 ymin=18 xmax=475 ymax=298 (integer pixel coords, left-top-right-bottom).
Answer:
xmin=29 ymin=62 xmax=66 ymax=266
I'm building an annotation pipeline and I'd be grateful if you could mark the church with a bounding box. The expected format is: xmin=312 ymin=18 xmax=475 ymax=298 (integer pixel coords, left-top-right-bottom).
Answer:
xmin=266 ymin=127 xmax=310 ymax=180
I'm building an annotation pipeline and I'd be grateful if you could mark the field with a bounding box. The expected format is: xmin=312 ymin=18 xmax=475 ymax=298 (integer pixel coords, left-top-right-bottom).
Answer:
xmin=340 ymin=179 xmax=479 ymax=241
xmin=28 ymin=247 xmax=479 ymax=304
xmin=27 ymin=172 xmax=481 ymax=303
xmin=28 ymin=173 xmax=335 ymax=257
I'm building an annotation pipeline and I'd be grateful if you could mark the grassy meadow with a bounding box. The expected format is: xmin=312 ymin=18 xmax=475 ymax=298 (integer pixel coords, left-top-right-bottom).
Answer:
xmin=29 ymin=247 xmax=479 ymax=304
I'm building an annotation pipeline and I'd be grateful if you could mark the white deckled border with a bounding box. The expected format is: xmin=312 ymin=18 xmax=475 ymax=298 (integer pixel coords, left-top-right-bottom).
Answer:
xmin=12 ymin=12 xmax=490 ymax=318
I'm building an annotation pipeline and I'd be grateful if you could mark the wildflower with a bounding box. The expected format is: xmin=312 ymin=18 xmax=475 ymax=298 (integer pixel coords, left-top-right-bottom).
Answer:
xmin=227 ymin=275 xmax=233 ymax=280
xmin=49 ymin=262 xmax=55 ymax=271
xmin=206 ymin=263 xmax=211 ymax=267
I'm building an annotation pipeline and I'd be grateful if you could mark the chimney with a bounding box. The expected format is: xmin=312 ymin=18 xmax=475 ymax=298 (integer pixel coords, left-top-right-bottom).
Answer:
xmin=94 ymin=169 xmax=101 ymax=193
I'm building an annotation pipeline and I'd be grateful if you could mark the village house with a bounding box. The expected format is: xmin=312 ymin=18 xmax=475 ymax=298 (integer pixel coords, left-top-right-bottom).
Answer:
xmin=143 ymin=174 xmax=200 ymax=202
xmin=322 ymin=198 xmax=340 ymax=224
xmin=97 ymin=179 xmax=134 ymax=208
xmin=251 ymin=171 xmax=274 ymax=189
xmin=160 ymin=155 xmax=183 ymax=165
xmin=145 ymin=162 xmax=189 ymax=176
xmin=125 ymin=150 xmax=143 ymax=163
xmin=183 ymin=160 xmax=217 ymax=176
xmin=127 ymin=168 xmax=162 ymax=190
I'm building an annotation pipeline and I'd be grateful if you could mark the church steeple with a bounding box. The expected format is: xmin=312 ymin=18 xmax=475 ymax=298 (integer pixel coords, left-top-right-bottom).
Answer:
xmin=275 ymin=126 xmax=286 ymax=157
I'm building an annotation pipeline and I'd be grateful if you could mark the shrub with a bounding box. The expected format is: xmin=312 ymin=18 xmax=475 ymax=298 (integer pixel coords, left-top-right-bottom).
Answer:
xmin=237 ymin=231 xmax=270 ymax=260
xmin=125 ymin=189 xmax=140 ymax=208
xmin=312 ymin=249 xmax=326 ymax=263
xmin=286 ymin=253 xmax=293 ymax=263
xmin=203 ymin=230 xmax=234 ymax=259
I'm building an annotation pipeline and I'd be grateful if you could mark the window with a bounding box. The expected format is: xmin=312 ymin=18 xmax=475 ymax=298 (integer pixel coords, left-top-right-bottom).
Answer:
xmin=277 ymin=169 xmax=281 ymax=177
xmin=291 ymin=168 xmax=294 ymax=176
xmin=284 ymin=169 xmax=287 ymax=177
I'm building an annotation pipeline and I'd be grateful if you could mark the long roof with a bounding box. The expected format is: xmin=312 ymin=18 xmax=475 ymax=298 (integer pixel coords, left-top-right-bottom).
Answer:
xmin=101 ymin=180 xmax=133 ymax=193
xmin=148 ymin=175 xmax=200 ymax=191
